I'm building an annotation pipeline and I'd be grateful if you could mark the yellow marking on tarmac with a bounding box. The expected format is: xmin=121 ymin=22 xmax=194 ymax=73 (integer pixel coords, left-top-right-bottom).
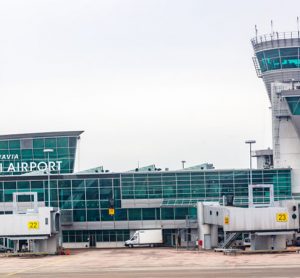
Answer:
xmin=5 ymin=257 xmax=70 ymax=277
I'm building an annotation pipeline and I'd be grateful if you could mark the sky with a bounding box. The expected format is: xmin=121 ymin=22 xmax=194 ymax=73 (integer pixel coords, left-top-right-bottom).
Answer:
xmin=0 ymin=0 xmax=299 ymax=172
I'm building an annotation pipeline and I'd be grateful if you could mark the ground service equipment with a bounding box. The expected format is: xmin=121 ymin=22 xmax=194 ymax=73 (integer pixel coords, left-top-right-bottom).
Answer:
xmin=125 ymin=229 xmax=163 ymax=247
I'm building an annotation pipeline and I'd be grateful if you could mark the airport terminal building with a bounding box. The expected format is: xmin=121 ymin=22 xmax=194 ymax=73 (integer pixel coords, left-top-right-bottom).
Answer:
xmin=2 ymin=30 xmax=300 ymax=248
xmin=0 ymin=131 xmax=292 ymax=248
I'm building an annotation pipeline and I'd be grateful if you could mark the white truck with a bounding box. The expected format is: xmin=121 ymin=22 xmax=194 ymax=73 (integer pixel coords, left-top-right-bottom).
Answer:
xmin=125 ymin=229 xmax=163 ymax=247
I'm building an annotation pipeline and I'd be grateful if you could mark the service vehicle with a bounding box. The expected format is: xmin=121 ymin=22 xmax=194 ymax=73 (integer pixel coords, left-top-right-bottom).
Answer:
xmin=125 ymin=229 xmax=163 ymax=247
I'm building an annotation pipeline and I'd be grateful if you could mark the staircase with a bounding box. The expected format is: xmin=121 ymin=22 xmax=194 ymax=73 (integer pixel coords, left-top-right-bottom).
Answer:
xmin=219 ymin=232 xmax=241 ymax=249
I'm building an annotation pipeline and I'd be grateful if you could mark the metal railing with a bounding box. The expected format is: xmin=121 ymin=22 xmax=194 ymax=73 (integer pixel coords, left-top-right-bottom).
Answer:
xmin=219 ymin=232 xmax=241 ymax=249
xmin=251 ymin=31 xmax=300 ymax=47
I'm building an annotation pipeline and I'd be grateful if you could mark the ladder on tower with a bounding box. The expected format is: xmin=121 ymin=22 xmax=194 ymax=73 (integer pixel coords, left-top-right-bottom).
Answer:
xmin=252 ymin=57 xmax=262 ymax=78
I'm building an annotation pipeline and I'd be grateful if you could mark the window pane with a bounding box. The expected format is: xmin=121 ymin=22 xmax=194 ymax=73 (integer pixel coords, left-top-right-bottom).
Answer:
xmin=142 ymin=208 xmax=156 ymax=220
xmin=128 ymin=208 xmax=142 ymax=220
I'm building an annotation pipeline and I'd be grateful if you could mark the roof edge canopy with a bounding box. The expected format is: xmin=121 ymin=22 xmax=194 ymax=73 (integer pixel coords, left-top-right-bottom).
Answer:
xmin=0 ymin=131 xmax=84 ymax=140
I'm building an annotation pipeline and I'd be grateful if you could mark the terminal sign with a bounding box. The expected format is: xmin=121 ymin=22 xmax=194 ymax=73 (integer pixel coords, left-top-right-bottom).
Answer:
xmin=27 ymin=221 xmax=39 ymax=230
xmin=108 ymin=208 xmax=115 ymax=216
xmin=0 ymin=154 xmax=62 ymax=173
xmin=276 ymin=213 xmax=288 ymax=222
xmin=224 ymin=216 xmax=230 ymax=225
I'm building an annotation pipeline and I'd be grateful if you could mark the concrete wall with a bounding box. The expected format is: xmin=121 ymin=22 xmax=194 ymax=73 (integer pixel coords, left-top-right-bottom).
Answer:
xmin=271 ymin=83 xmax=300 ymax=194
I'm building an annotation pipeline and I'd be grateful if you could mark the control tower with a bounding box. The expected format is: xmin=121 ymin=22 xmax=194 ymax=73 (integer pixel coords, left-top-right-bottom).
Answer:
xmin=252 ymin=31 xmax=300 ymax=195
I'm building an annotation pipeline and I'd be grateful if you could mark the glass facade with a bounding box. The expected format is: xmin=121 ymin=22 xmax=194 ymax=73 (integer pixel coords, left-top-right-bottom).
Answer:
xmin=0 ymin=132 xmax=81 ymax=175
xmin=0 ymin=168 xmax=292 ymax=244
xmin=62 ymin=229 xmax=130 ymax=243
xmin=285 ymin=96 xmax=300 ymax=115
xmin=0 ymin=169 xmax=292 ymax=217
xmin=121 ymin=169 xmax=291 ymax=205
xmin=256 ymin=47 xmax=300 ymax=73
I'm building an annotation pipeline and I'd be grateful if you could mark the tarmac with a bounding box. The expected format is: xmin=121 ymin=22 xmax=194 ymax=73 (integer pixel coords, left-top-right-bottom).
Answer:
xmin=1 ymin=248 xmax=300 ymax=277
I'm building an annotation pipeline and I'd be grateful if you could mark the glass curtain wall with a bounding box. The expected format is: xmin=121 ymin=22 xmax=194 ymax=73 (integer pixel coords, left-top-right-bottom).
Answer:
xmin=0 ymin=169 xmax=292 ymax=221
xmin=0 ymin=136 xmax=78 ymax=175
xmin=256 ymin=47 xmax=300 ymax=73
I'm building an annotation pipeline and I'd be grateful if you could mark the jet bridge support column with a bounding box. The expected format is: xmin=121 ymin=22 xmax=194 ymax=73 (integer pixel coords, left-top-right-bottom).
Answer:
xmin=197 ymin=202 xmax=218 ymax=249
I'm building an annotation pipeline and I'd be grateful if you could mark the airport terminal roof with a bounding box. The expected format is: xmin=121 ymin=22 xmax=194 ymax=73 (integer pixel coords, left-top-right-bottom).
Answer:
xmin=0 ymin=131 xmax=84 ymax=140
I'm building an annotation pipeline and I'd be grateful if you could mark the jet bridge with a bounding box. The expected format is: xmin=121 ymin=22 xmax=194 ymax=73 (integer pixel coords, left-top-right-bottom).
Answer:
xmin=197 ymin=200 xmax=300 ymax=251
xmin=0 ymin=192 xmax=60 ymax=254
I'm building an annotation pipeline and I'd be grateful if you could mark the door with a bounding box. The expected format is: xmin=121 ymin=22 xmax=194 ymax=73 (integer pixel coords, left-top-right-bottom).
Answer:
xmin=89 ymin=235 xmax=96 ymax=248
xmin=204 ymin=234 xmax=211 ymax=250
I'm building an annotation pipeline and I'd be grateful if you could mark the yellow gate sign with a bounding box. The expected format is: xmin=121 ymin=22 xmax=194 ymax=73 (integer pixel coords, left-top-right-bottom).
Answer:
xmin=108 ymin=208 xmax=115 ymax=215
xmin=224 ymin=216 xmax=230 ymax=225
xmin=276 ymin=213 xmax=288 ymax=222
xmin=27 ymin=221 xmax=39 ymax=230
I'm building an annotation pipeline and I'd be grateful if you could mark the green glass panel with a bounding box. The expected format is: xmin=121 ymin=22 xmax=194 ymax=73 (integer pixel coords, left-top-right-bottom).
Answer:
xmin=113 ymin=179 xmax=120 ymax=187
xmin=58 ymin=180 xmax=71 ymax=188
xmin=86 ymin=201 xmax=99 ymax=208
xmin=57 ymin=148 xmax=69 ymax=158
xmin=48 ymin=180 xmax=57 ymax=189
xmin=188 ymin=207 xmax=197 ymax=217
xmin=72 ymin=188 xmax=85 ymax=200
xmin=86 ymin=187 xmax=99 ymax=200
xmin=175 ymin=208 xmax=188 ymax=220
xmin=73 ymin=209 xmax=86 ymax=222
xmin=21 ymin=149 xmax=33 ymax=160
xmin=45 ymin=138 xmax=56 ymax=148
xmin=161 ymin=208 xmax=174 ymax=220
xmin=31 ymin=181 xmax=44 ymax=189
xmin=17 ymin=181 xmax=30 ymax=189
xmin=266 ymin=57 xmax=281 ymax=70
xmin=50 ymin=188 xmax=58 ymax=201
xmin=100 ymin=200 xmax=109 ymax=208
xmin=142 ymin=208 xmax=156 ymax=220
xmin=69 ymin=137 xmax=77 ymax=148
xmin=59 ymin=188 xmax=71 ymax=201
xmin=86 ymin=179 xmax=98 ymax=188
xmin=114 ymin=188 xmax=120 ymax=199
xmin=0 ymin=141 xmax=8 ymax=149
xmin=4 ymin=182 xmax=16 ymax=190
xmin=101 ymin=209 xmax=113 ymax=221
xmin=33 ymin=139 xmax=44 ymax=148
xmin=9 ymin=140 xmax=20 ymax=149
xmin=60 ymin=201 xmax=72 ymax=209
xmin=280 ymin=47 xmax=298 ymax=57
xmin=128 ymin=208 xmax=142 ymax=220
xmin=57 ymin=137 xmax=68 ymax=148
xmin=100 ymin=179 xmax=112 ymax=187
xmin=33 ymin=149 xmax=45 ymax=159
xmin=87 ymin=209 xmax=100 ymax=221
xmin=69 ymin=148 xmax=76 ymax=156
xmin=100 ymin=187 xmax=112 ymax=199
xmin=286 ymin=97 xmax=300 ymax=115
xmin=72 ymin=180 xmax=85 ymax=189
xmin=115 ymin=209 xmax=128 ymax=221
xmin=264 ymin=49 xmax=279 ymax=58
xmin=281 ymin=57 xmax=299 ymax=68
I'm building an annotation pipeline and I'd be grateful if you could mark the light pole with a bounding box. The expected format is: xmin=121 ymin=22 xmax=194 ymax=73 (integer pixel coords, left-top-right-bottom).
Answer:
xmin=181 ymin=160 xmax=186 ymax=169
xmin=245 ymin=140 xmax=256 ymax=185
xmin=43 ymin=148 xmax=54 ymax=207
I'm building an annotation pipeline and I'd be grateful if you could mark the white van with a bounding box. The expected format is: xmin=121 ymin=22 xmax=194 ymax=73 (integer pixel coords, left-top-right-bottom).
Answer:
xmin=125 ymin=229 xmax=163 ymax=247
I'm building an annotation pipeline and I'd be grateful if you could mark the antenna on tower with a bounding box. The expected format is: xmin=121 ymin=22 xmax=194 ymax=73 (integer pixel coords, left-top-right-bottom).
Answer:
xmin=255 ymin=25 xmax=258 ymax=38
xmin=297 ymin=16 xmax=299 ymax=37
xmin=271 ymin=20 xmax=274 ymax=34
